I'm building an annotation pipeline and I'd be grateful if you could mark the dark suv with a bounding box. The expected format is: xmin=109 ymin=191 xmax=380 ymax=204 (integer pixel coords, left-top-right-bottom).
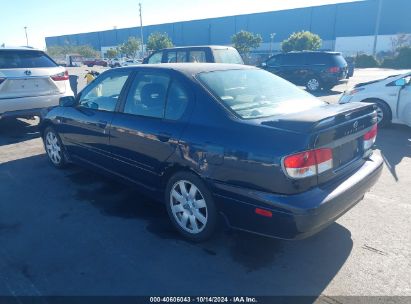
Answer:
xmin=260 ymin=51 xmax=349 ymax=92
xmin=142 ymin=46 xmax=244 ymax=65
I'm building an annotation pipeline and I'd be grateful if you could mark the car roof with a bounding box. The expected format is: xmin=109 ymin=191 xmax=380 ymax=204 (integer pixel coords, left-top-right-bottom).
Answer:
xmin=282 ymin=51 xmax=342 ymax=55
xmin=112 ymin=63 xmax=255 ymax=77
xmin=157 ymin=45 xmax=236 ymax=51
xmin=0 ymin=46 xmax=42 ymax=51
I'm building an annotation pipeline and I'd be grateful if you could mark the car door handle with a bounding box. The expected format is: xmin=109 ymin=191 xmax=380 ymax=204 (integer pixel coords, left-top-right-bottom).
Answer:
xmin=157 ymin=133 xmax=171 ymax=142
xmin=97 ymin=120 xmax=108 ymax=129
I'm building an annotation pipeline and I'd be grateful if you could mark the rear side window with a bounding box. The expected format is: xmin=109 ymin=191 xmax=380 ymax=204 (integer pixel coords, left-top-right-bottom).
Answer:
xmin=148 ymin=52 xmax=163 ymax=64
xmin=189 ymin=51 xmax=206 ymax=63
xmin=282 ymin=54 xmax=306 ymax=65
xmin=330 ymin=54 xmax=348 ymax=66
xmin=0 ymin=50 xmax=57 ymax=69
xmin=165 ymin=82 xmax=189 ymax=120
xmin=213 ymin=49 xmax=243 ymax=64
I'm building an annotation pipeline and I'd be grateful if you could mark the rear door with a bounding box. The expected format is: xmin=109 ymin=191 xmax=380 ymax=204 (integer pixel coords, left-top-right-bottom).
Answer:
xmin=58 ymin=69 xmax=132 ymax=166
xmin=0 ymin=50 xmax=66 ymax=100
xmin=109 ymin=70 xmax=192 ymax=189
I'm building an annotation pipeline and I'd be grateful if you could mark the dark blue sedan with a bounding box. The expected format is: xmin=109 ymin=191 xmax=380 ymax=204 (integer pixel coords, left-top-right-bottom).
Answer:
xmin=40 ymin=64 xmax=383 ymax=241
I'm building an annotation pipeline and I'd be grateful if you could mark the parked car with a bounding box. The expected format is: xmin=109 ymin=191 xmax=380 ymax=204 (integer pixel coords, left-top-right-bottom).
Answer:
xmin=83 ymin=58 xmax=108 ymax=67
xmin=142 ymin=46 xmax=244 ymax=65
xmin=339 ymin=72 xmax=411 ymax=127
xmin=122 ymin=59 xmax=142 ymax=66
xmin=260 ymin=51 xmax=349 ymax=92
xmin=109 ymin=58 xmax=123 ymax=68
xmin=0 ymin=47 xmax=74 ymax=120
xmin=40 ymin=64 xmax=382 ymax=241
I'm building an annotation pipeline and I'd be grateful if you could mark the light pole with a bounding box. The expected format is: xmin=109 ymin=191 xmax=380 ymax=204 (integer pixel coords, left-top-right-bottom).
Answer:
xmin=24 ymin=26 xmax=29 ymax=46
xmin=139 ymin=3 xmax=144 ymax=58
xmin=373 ymin=0 xmax=383 ymax=57
xmin=270 ymin=33 xmax=276 ymax=56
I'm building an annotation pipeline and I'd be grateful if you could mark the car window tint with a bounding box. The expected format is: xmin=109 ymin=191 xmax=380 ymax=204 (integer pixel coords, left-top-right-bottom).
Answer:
xmin=267 ymin=55 xmax=282 ymax=66
xmin=124 ymin=73 xmax=170 ymax=118
xmin=165 ymin=82 xmax=189 ymax=120
xmin=148 ymin=52 xmax=163 ymax=64
xmin=177 ymin=51 xmax=187 ymax=63
xmin=282 ymin=54 xmax=305 ymax=65
xmin=0 ymin=50 xmax=57 ymax=69
xmin=79 ymin=71 xmax=130 ymax=112
xmin=213 ymin=49 xmax=244 ymax=64
xmin=167 ymin=52 xmax=177 ymax=63
xmin=189 ymin=51 xmax=206 ymax=63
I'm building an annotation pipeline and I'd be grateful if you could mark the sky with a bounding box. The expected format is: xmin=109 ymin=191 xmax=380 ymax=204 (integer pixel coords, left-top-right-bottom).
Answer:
xmin=1 ymin=0 xmax=362 ymax=49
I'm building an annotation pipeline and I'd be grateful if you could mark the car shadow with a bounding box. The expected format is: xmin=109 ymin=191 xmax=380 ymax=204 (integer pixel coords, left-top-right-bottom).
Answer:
xmin=375 ymin=124 xmax=411 ymax=181
xmin=0 ymin=118 xmax=40 ymax=146
xmin=0 ymin=154 xmax=353 ymax=297
xmin=309 ymin=89 xmax=342 ymax=97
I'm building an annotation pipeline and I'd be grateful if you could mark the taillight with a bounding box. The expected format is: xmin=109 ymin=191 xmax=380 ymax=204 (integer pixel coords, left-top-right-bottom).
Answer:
xmin=328 ymin=66 xmax=340 ymax=73
xmin=51 ymin=70 xmax=69 ymax=81
xmin=0 ymin=78 xmax=5 ymax=85
xmin=363 ymin=124 xmax=377 ymax=150
xmin=283 ymin=148 xmax=333 ymax=179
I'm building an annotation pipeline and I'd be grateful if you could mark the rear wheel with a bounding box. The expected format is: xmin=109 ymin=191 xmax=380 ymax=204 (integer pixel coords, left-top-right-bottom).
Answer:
xmin=44 ymin=127 xmax=67 ymax=168
xmin=365 ymin=99 xmax=391 ymax=127
xmin=165 ymin=172 xmax=217 ymax=242
xmin=306 ymin=77 xmax=321 ymax=92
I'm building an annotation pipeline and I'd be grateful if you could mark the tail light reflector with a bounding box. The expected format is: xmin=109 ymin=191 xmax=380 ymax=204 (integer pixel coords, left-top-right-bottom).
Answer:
xmin=363 ymin=124 xmax=377 ymax=150
xmin=255 ymin=208 xmax=273 ymax=218
xmin=51 ymin=70 xmax=69 ymax=81
xmin=328 ymin=66 xmax=340 ymax=73
xmin=283 ymin=148 xmax=333 ymax=179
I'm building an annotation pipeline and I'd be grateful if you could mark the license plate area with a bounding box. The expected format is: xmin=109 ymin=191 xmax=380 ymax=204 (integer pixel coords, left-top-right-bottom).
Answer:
xmin=333 ymin=139 xmax=361 ymax=169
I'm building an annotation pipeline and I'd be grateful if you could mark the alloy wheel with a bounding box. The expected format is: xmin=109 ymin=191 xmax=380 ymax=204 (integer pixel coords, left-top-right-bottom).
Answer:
xmin=307 ymin=78 xmax=320 ymax=91
xmin=170 ymin=180 xmax=208 ymax=234
xmin=45 ymin=131 xmax=62 ymax=165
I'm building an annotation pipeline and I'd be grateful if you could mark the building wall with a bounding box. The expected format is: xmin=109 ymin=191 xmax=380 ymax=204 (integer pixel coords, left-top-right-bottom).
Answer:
xmin=45 ymin=0 xmax=411 ymax=56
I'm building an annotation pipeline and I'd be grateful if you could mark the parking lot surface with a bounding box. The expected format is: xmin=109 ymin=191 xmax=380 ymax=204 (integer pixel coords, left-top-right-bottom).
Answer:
xmin=0 ymin=68 xmax=410 ymax=297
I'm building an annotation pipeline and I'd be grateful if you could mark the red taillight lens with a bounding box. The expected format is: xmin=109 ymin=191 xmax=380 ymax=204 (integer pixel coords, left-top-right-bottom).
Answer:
xmin=363 ymin=124 xmax=378 ymax=150
xmin=51 ymin=70 xmax=69 ymax=81
xmin=328 ymin=66 xmax=340 ymax=73
xmin=283 ymin=148 xmax=333 ymax=179
xmin=255 ymin=208 xmax=273 ymax=218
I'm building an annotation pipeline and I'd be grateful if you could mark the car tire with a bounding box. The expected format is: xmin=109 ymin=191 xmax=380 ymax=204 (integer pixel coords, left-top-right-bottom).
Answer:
xmin=364 ymin=99 xmax=392 ymax=127
xmin=165 ymin=172 xmax=218 ymax=242
xmin=43 ymin=126 xmax=68 ymax=168
xmin=306 ymin=77 xmax=321 ymax=92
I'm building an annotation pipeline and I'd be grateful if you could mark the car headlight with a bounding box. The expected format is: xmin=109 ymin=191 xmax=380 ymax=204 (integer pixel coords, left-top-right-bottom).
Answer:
xmin=345 ymin=87 xmax=365 ymax=96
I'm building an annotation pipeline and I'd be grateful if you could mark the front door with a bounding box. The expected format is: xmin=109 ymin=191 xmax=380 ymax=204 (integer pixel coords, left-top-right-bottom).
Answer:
xmin=398 ymin=76 xmax=411 ymax=126
xmin=109 ymin=71 xmax=192 ymax=190
xmin=59 ymin=69 xmax=132 ymax=166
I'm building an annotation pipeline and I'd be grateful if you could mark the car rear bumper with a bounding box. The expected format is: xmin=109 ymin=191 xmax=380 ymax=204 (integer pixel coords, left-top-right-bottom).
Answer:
xmin=212 ymin=153 xmax=383 ymax=240
xmin=0 ymin=92 xmax=72 ymax=119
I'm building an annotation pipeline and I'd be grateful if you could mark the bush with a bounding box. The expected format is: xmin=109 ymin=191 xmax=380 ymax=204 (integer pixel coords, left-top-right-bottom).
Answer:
xmin=355 ymin=54 xmax=379 ymax=68
xmin=281 ymin=31 xmax=322 ymax=53
xmin=381 ymin=47 xmax=411 ymax=69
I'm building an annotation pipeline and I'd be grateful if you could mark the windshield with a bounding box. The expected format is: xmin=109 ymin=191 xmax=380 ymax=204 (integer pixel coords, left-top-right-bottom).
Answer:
xmin=213 ymin=49 xmax=244 ymax=64
xmin=197 ymin=69 xmax=325 ymax=119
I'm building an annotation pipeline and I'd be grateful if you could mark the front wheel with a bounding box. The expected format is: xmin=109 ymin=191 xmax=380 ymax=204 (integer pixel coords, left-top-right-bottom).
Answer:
xmin=306 ymin=77 xmax=321 ymax=92
xmin=44 ymin=127 xmax=68 ymax=168
xmin=165 ymin=172 xmax=217 ymax=242
xmin=365 ymin=99 xmax=391 ymax=127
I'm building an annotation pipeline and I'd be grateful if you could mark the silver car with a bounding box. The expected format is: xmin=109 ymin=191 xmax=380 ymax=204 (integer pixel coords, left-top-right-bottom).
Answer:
xmin=0 ymin=47 xmax=74 ymax=120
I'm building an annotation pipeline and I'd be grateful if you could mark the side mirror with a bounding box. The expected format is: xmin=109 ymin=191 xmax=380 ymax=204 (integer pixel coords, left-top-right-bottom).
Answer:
xmin=395 ymin=78 xmax=406 ymax=86
xmin=59 ymin=96 xmax=77 ymax=107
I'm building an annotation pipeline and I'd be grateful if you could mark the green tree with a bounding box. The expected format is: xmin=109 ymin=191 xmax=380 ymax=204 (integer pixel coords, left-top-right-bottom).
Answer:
xmin=281 ymin=31 xmax=322 ymax=53
xmin=118 ymin=37 xmax=141 ymax=58
xmin=231 ymin=30 xmax=263 ymax=56
xmin=106 ymin=48 xmax=118 ymax=59
xmin=75 ymin=45 xmax=99 ymax=58
xmin=47 ymin=45 xmax=98 ymax=58
xmin=146 ymin=32 xmax=173 ymax=52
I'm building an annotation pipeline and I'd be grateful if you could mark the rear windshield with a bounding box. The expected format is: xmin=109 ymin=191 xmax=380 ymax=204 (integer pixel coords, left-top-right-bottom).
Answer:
xmin=197 ymin=69 xmax=325 ymax=119
xmin=213 ymin=49 xmax=244 ymax=64
xmin=330 ymin=54 xmax=348 ymax=66
xmin=0 ymin=50 xmax=57 ymax=69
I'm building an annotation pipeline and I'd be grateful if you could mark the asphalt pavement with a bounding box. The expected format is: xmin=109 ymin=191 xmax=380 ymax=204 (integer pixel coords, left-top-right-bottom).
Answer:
xmin=0 ymin=68 xmax=410 ymax=298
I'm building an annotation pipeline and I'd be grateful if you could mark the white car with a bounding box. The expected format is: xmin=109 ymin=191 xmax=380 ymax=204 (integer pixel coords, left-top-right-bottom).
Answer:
xmin=339 ymin=72 xmax=411 ymax=127
xmin=0 ymin=47 xmax=74 ymax=119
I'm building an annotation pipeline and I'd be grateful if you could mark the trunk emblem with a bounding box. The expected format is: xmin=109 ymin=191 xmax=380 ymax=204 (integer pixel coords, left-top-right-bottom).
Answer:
xmin=353 ymin=121 xmax=359 ymax=129
xmin=24 ymin=70 xmax=32 ymax=76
